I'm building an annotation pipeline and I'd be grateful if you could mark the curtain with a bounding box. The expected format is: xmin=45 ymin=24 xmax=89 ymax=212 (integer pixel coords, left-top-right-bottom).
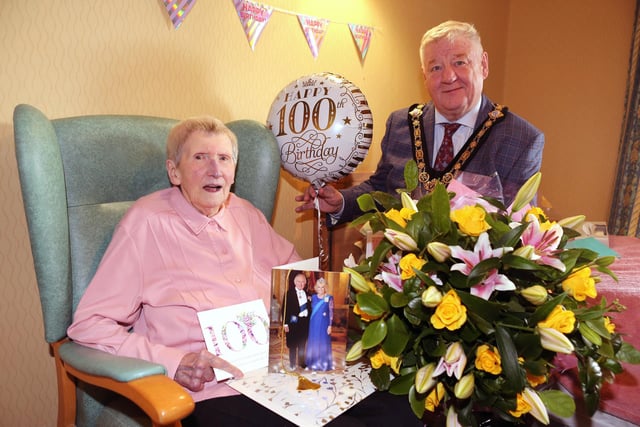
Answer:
xmin=610 ymin=0 xmax=640 ymax=237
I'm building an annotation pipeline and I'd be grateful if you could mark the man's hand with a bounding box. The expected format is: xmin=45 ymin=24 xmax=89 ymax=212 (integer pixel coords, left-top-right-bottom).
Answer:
xmin=294 ymin=184 xmax=343 ymax=214
xmin=174 ymin=349 xmax=244 ymax=392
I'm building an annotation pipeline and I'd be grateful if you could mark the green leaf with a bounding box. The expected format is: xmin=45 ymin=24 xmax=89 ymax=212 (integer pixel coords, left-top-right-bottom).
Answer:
xmin=389 ymin=371 xmax=415 ymax=395
xmin=494 ymin=222 xmax=527 ymax=249
xmin=356 ymin=292 xmax=389 ymax=317
xmin=595 ymin=255 xmax=616 ymax=268
xmin=495 ymin=325 xmax=526 ymax=392
xmin=370 ymin=365 xmax=391 ymax=390
xmin=430 ymin=183 xmax=451 ymax=233
xmin=408 ymin=385 xmax=426 ymax=419
xmin=349 ymin=211 xmax=377 ymax=228
xmin=457 ymin=290 xmax=502 ymax=322
xmin=356 ymin=193 xmax=377 ymax=213
xmin=390 ymin=292 xmax=410 ymax=308
xmin=362 ymin=319 xmax=388 ymax=349
xmin=539 ymin=390 xmax=576 ymax=418
xmin=371 ymin=191 xmax=403 ymax=211
xmin=501 ymin=253 xmax=543 ymax=271
xmin=579 ymin=322 xmax=603 ymax=346
xmin=468 ymin=258 xmax=501 ymax=285
xmin=404 ymin=160 xmax=419 ymax=193
xmin=369 ymin=241 xmax=394 ymax=278
xmin=617 ymin=341 xmax=640 ymax=364
xmin=382 ymin=314 xmax=410 ymax=356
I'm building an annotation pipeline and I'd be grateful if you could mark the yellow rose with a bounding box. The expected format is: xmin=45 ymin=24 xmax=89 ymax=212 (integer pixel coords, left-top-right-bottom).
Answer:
xmin=538 ymin=305 xmax=575 ymax=333
xmin=384 ymin=209 xmax=407 ymax=227
xmin=509 ymin=393 xmax=532 ymax=418
xmin=526 ymin=371 xmax=547 ymax=387
xmin=562 ymin=268 xmax=597 ymax=301
xmin=399 ymin=253 xmax=427 ymax=280
xmin=450 ymin=205 xmax=491 ymax=236
xmin=431 ymin=290 xmax=467 ymax=331
xmin=604 ymin=316 xmax=616 ymax=334
xmin=425 ymin=382 xmax=446 ymax=412
xmin=526 ymin=206 xmax=548 ymax=223
xmin=370 ymin=349 xmax=401 ymax=374
xmin=475 ymin=344 xmax=502 ymax=375
xmin=525 ymin=206 xmax=556 ymax=231
xmin=518 ymin=356 xmax=547 ymax=386
xmin=399 ymin=207 xmax=416 ymax=221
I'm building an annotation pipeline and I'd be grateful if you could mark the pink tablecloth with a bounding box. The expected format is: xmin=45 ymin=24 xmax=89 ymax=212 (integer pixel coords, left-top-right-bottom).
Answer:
xmin=557 ymin=235 xmax=640 ymax=425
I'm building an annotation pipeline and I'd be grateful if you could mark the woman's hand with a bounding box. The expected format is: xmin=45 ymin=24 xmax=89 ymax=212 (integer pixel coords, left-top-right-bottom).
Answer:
xmin=174 ymin=349 xmax=244 ymax=392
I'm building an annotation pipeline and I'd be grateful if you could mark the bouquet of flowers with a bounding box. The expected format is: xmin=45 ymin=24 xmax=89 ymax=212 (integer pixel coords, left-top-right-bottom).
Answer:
xmin=344 ymin=162 xmax=640 ymax=426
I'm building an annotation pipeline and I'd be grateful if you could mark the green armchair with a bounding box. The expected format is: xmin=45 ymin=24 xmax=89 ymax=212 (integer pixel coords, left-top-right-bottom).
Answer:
xmin=13 ymin=104 xmax=281 ymax=427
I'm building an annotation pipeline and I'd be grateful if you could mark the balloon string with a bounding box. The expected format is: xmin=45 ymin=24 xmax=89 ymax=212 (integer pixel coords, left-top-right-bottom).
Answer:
xmin=314 ymin=196 xmax=329 ymax=271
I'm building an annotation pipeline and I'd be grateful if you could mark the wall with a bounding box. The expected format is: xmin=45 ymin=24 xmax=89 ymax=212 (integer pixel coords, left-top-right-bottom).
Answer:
xmin=505 ymin=0 xmax=636 ymax=220
xmin=0 ymin=1 xmax=632 ymax=425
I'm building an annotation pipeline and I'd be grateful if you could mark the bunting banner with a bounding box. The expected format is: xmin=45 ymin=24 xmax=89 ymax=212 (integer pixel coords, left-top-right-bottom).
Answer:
xmin=233 ymin=0 xmax=274 ymax=51
xmin=349 ymin=23 xmax=373 ymax=63
xmin=297 ymin=15 xmax=330 ymax=59
xmin=163 ymin=0 xmax=197 ymax=29
xmin=160 ymin=0 xmax=377 ymax=61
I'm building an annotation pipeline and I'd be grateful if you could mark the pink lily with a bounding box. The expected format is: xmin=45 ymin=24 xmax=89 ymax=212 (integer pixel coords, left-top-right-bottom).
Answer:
xmin=518 ymin=213 xmax=566 ymax=272
xmin=375 ymin=252 xmax=403 ymax=292
xmin=433 ymin=341 xmax=467 ymax=379
xmin=450 ymin=233 xmax=515 ymax=300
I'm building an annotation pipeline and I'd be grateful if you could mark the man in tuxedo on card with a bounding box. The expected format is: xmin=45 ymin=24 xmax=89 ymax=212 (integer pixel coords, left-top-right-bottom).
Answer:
xmin=283 ymin=271 xmax=310 ymax=370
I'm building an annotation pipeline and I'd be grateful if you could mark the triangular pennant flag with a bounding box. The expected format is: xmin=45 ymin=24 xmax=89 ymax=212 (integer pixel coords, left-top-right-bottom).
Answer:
xmin=233 ymin=0 xmax=274 ymax=51
xmin=348 ymin=23 xmax=373 ymax=63
xmin=163 ymin=0 xmax=197 ymax=29
xmin=297 ymin=15 xmax=330 ymax=59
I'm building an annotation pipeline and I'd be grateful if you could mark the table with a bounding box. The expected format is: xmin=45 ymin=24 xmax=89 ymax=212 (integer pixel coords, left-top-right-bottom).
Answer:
xmin=554 ymin=235 xmax=640 ymax=426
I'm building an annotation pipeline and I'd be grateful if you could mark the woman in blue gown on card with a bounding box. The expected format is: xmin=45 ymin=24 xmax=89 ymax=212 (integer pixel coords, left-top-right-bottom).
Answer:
xmin=305 ymin=278 xmax=334 ymax=371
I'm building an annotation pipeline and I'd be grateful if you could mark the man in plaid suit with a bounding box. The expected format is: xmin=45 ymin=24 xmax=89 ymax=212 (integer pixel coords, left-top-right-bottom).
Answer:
xmin=296 ymin=21 xmax=544 ymax=224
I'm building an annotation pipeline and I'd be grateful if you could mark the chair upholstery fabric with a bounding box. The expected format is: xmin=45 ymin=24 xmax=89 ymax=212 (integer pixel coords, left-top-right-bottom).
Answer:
xmin=14 ymin=104 xmax=281 ymax=426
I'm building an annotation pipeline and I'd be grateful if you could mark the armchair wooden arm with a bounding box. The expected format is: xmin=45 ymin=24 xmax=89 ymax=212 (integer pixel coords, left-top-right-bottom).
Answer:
xmin=52 ymin=340 xmax=195 ymax=427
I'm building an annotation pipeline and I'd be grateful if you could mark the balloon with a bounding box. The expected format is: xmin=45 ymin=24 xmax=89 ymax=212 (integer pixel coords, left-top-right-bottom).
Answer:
xmin=267 ymin=72 xmax=373 ymax=188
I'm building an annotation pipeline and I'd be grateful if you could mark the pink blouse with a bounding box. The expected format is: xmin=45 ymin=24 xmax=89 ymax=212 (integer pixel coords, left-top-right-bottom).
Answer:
xmin=67 ymin=187 xmax=300 ymax=401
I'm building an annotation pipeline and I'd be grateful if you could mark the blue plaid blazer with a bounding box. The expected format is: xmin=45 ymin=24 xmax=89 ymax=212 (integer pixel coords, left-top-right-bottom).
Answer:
xmin=339 ymin=95 xmax=544 ymax=223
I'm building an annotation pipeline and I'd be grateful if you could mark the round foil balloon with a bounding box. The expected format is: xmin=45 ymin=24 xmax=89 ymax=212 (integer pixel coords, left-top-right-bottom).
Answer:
xmin=267 ymin=72 xmax=373 ymax=188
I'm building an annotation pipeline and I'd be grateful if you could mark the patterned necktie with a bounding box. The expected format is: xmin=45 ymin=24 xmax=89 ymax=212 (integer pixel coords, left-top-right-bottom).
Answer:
xmin=434 ymin=123 xmax=461 ymax=171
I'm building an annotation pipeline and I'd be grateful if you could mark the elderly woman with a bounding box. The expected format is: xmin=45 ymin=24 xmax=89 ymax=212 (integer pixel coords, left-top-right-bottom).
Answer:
xmin=67 ymin=116 xmax=301 ymax=426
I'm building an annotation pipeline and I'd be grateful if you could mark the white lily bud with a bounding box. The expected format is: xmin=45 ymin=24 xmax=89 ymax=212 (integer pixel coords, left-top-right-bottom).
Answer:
xmin=401 ymin=191 xmax=418 ymax=212
xmin=454 ymin=373 xmax=474 ymax=399
xmin=557 ymin=215 xmax=586 ymax=230
xmin=343 ymin=267 xmax=371 ymax=293
xmin=537 ymin=326 xmax=574 ymax=354
xmin=522 ymin=387 xmax=550 ymax=425
xmin=384 ymin=229 xmax=419 ymax=252
xmin=521 ymin=285 xmax=548 ymax=306
xmin=513 ymin=245 xmax=535 ymax=260
xmin=421 ymin=286 xmax=443 ymax=308
xmin=446 ymin=406 xmax=463 ymax=427
xmin=359 ymin=220 xmax=373 ymax=235
xmin=345 ymin=340 xmax=363 ymax=362
xmin=511 ymin=172 xmax=541 ymax=213
xmin=427 ymin=241 xmax=451 ymax=263
xmin=415 ymin=363 xmax=437 ymax=394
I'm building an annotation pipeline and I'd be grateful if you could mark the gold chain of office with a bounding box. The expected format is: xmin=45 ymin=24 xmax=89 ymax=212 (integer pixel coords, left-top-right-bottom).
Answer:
xmin=410 ymin=103 xmax=506 ymax=192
